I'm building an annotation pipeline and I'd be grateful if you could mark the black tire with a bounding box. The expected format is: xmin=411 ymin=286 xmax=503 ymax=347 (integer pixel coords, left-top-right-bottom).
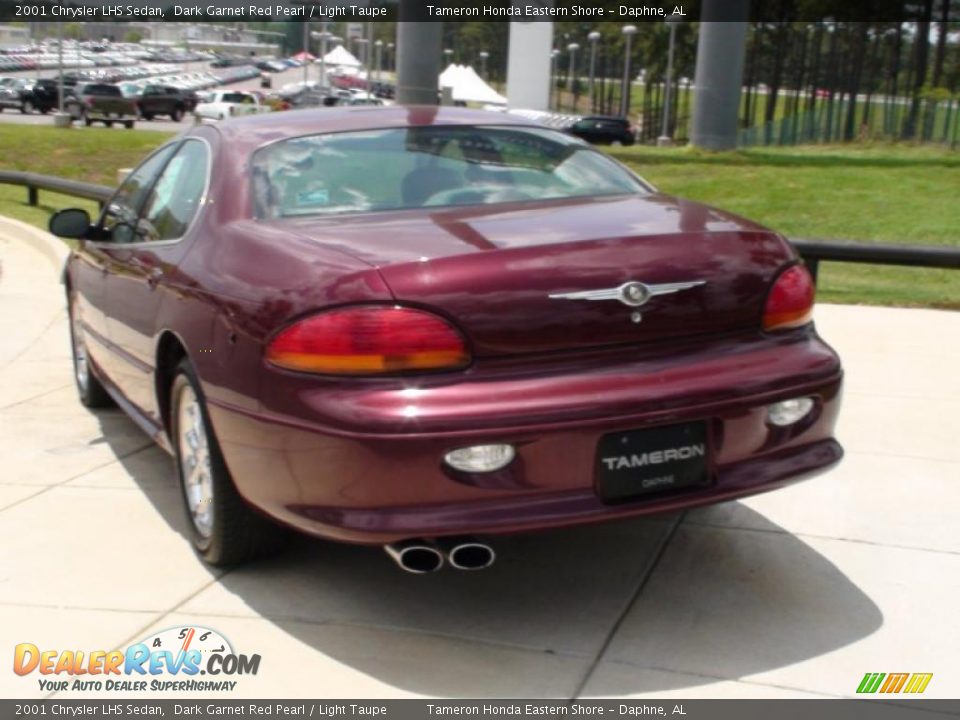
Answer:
xmin=124 ymin=120 xmax=135 ymax=129
xmin=21 ymin=99 xmax=33 ymax=115
xmin=67 ymin=293 xmax=113 ymax=409
xmin=141 ymin=111 xmax=153 ymax=120
xmin=40 ymin=106 xmax=50 ymax=115
xmin=105 ymin=120 xmax=113 ymax=128
xmin=81 ymin=109 xmax=92 ymax=127
xmin=170 ymin=359 xmax=286 ymax=566
xmin=171 ymin=107 xmax=183 ymax=122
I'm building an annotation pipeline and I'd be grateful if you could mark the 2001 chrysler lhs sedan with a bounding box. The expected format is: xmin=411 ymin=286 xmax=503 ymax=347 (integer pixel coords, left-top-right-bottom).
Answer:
xmin=50 ymin=107 xmax=843 ymax=572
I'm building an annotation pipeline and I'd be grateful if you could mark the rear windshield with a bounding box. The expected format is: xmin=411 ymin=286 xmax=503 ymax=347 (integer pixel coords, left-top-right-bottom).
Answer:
xmin=251 ymin=125 xmax=646 ymax=219
xmin=220 ymin=92 xmax=250 ymax=103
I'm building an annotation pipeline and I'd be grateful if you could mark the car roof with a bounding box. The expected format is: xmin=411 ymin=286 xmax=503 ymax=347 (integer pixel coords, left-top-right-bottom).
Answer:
xmin=210 ymin=106 xmax=541 ymax=152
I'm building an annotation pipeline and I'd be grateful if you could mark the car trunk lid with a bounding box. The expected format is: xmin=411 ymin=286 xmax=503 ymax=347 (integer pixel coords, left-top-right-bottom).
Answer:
xmin=278 ymin=193 xmax=795 ymax=357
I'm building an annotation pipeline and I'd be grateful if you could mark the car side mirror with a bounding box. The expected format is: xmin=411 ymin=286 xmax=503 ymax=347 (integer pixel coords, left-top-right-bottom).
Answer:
xmin=48 ymin=208 xmax=92 ymax=239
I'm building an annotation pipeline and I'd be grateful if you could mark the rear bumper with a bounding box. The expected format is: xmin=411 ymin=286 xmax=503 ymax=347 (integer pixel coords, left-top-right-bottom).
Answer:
xmin=207 ymin=329 xmax=844 ymax=544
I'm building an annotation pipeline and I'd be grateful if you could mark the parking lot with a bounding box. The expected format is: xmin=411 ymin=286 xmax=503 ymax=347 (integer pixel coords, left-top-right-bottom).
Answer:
xmin=0 ymin=65 xmax=319 ymax=131
xmin=1 ymin=216 xmax=957 ymax=700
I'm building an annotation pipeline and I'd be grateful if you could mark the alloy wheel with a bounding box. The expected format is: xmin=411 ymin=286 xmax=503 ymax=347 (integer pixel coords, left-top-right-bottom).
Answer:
xmin=177 ymin=383 xmax=215 ymax=538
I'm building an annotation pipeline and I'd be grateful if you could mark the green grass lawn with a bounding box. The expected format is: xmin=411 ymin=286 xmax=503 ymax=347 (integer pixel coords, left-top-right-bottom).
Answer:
xmin=0 ymin=125 xmax=957 ymax=308
xmin=608 ymin=143 xmax=960 ymax=308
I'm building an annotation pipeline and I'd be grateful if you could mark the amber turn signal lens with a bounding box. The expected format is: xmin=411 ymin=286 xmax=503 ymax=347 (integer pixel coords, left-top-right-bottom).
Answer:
xmin=763 ymin=265 xmax=815 ymax=331
xmin=266 ymin=306 xmax=470 ymax=375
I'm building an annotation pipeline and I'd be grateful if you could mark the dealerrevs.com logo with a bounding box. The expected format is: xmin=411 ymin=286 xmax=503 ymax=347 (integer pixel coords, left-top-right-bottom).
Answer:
xmin=14 ymin=626 xmax=260 ymax=693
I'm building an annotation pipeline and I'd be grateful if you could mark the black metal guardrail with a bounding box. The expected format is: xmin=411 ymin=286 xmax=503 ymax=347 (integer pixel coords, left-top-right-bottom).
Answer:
xmin=791 ymin=239 xmax=960 ymax=284
xmin=0 ymin=171 xmax=958 ymax=284
xmin=0 ymin=170 xmax=112 ymax=209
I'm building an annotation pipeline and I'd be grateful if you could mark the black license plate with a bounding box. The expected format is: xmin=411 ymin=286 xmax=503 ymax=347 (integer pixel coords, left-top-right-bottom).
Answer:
xmin=597 ymin=422 xmax=710 ymax=502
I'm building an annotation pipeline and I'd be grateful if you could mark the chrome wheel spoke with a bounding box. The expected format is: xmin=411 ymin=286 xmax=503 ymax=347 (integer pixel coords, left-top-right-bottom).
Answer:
xmin=177 ymin=384 xmax=214 ymax=538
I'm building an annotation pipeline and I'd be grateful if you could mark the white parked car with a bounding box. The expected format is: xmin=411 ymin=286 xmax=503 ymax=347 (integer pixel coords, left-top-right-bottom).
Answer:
xmin=194 ymin=90 xmax=270 ymax=121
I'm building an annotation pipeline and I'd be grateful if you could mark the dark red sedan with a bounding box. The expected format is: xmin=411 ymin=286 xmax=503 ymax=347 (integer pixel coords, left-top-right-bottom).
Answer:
xmin=50 ymin=107 xmax=842 ymax=573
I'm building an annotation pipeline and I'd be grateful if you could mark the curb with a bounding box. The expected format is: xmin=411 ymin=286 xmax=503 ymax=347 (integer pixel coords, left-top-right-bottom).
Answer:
xmin=0 ymin=214 xmax=69 ymax=277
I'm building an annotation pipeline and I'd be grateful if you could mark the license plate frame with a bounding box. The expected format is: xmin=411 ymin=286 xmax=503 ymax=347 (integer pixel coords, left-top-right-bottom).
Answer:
xmin=596 ymin=421 xmax=711 ymax=503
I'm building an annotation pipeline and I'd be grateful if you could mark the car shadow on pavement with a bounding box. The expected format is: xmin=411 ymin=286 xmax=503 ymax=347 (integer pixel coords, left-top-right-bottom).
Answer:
xmin=100 ymin=410 xmax=883 ymax=698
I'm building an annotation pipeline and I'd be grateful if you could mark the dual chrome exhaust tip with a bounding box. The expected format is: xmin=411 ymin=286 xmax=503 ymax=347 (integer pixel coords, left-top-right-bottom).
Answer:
xmin=384 ymin=537 xmax=495 ymax=574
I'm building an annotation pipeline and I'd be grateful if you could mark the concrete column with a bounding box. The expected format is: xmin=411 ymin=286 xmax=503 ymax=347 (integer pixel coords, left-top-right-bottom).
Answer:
xmin=690 ymin=0 xmax=749 ymax=150
xmin=395 ymin=10 xmax=442 ymax=105
xmin=506 ymin=0 xmax=554 ymax=111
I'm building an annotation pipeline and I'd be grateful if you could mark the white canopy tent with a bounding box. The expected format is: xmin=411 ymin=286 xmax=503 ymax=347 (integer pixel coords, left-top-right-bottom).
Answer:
xmin=439 ymin=64 xmax=507 ymax=106
xmin=323 ymin=45 xmax=361 ymax=68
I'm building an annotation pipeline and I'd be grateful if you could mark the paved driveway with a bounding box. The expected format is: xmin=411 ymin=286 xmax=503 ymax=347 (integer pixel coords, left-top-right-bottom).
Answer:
xmin=1 ymin=217 xmax=957 ymax=699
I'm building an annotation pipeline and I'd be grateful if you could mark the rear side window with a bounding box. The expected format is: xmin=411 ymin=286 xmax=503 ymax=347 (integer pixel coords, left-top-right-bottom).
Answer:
xmin=139 ymin=140 xmax=209 ymax=242
xmin=101 ymin=144 xmax=178 ymax=243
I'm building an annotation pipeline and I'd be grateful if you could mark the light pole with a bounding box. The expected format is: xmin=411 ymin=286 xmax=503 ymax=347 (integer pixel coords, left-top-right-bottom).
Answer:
xmin=443 ymin=48 xmax=454 ymax=66
xmin=387 ymin=42 xmax=395 ymax=73
xmin=550 ymin=48 xmax=560 ymax=111
xmin=479 ymin=50 xmax=489 ymax=79
xmin=311 ymin=25 xmax=330 ymax=90
xmin=620 ymin=24 xmax=637 ymax=118
xmin=374 ymin=40 xmax=383 ymax=84
xmin=57 ymin=21 xmax=63 ymax=115
xmin=658 ymin=17 xmax=682 ymax=146
xmin=587 ymin=31 xmax=601 ymax=113
xmin=567 ymin=43 xmax=580 ymax=112
xmin=302 ymin=21 xmax=309 ymax=88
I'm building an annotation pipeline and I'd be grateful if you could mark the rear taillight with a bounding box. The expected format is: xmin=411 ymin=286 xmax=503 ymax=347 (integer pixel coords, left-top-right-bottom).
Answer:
xmin=265 ymin=306 xmax=470 ymax=375
xmin=763 ymin=264 xmax=815 ymax=331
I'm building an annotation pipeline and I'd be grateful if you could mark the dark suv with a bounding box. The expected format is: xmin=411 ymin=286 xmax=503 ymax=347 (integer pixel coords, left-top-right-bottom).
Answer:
xmin=0 ymin=78 xmax=59 ymax=114
xmin=64 ymin=83 xmax=137 ymax=128
xmin=567 ymin=116 xmax=636 ymax=146
xmin=136 ymin=84 xmax=197 ymax=121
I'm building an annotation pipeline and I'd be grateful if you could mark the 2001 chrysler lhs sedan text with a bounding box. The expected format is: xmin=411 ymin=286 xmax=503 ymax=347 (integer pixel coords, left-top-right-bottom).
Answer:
xmin=50 ymin=107 xmax=843 ymax=572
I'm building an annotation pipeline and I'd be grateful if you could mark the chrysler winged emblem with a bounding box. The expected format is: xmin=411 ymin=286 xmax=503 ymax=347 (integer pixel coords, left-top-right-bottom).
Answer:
xmin=548 ymin=280 xmax=706 ymax=308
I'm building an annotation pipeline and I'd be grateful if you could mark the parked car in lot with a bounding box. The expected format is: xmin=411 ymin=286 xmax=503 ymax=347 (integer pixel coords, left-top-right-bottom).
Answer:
xmin=136 ymin=84 xmax=197 ymax=121
xmin=49 ymin=108 xmax=843 ymax=572
xmin=194 ymin=90 xmax=269 ymax=121
xmin=566 ymin=115 xmax=637 ymax=146
xmin=0 ymin=77 xmax=60 ymax=114
xmin=64 ymin=82 xmax=137 ymax=127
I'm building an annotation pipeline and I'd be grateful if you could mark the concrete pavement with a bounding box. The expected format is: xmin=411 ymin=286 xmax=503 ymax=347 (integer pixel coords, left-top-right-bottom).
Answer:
xmin=0 ymin=218 xmax=957 ymax=700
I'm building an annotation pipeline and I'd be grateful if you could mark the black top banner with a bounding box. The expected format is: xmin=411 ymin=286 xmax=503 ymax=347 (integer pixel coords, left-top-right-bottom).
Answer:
xmin=0 ymin=0 xmax=943 ymax=24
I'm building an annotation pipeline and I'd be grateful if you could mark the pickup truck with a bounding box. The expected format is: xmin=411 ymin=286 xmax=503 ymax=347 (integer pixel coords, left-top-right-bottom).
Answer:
xmin=64 ymin=83 xmax=137 ymax=128
xmin=136 ymin=84 xmax=197 ymax=122
xmin=194 ymin=90 xmax=270 ymax=121
xmin=0 ymin=78 xmax=59 ymax=114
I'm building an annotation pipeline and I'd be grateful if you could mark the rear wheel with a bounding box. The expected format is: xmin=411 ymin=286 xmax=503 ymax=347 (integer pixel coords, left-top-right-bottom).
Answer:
xmin=68 ymin=294 xmax=112 ymax=408
xmin=141 ymin=111 xmax=153 ymax=120
xmin=171 ymin=107 xmax=183 ymax=122
xmin=171 ymin=359 xmax=286 ymax=566
xmin=105 ymin=120 xmax=113 ymax=128
xmin=21 ymin=99 xmax=33 ymax=114
xmin=124 ymin=120 xmax=134 ymax=129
